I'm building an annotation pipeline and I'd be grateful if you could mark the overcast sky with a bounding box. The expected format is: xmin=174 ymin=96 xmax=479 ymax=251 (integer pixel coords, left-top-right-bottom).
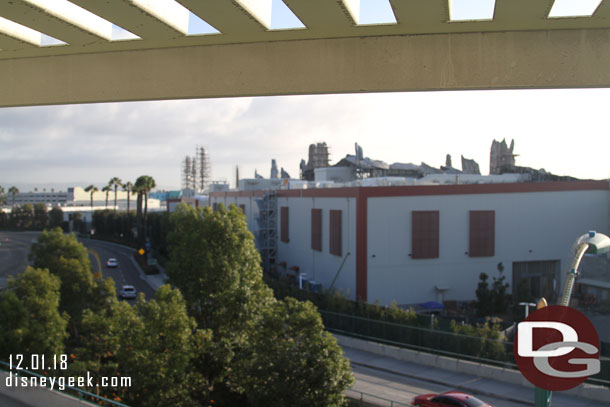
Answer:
xmin=1 ymin=88 xmax=609 ymax=192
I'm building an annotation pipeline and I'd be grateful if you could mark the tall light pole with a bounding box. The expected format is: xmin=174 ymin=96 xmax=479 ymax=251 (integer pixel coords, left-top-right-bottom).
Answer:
xmin=534 ymin=231 xmax=610 ymax=407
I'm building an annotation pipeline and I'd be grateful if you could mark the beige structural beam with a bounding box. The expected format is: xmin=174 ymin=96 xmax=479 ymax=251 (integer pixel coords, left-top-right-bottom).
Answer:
xmin=70 ymin=0 xmax=190 ymax=40
xmin=2 ymin=27 xmax=610 ymax=108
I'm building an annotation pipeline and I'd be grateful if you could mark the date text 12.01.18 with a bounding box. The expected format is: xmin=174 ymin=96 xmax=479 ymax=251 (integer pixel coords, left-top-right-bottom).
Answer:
xmin=9 ymin=354 xmax=68 ymax=371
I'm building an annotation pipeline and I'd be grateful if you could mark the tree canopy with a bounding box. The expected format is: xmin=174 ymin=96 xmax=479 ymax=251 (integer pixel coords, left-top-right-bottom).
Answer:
xmin=236 ymin=297 xmax=354 ymax=407
xmin=167 ymin=203 xmax=353 ymax=406
xmin=0 ymin=267 xmax=68 ymax=360
xmin=29 ymin=228 xmax=114 ymax=324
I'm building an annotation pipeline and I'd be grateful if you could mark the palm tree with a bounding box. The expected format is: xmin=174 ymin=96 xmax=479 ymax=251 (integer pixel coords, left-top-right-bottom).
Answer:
xmin=109 ymin=177 xmax=122 ymax=211
xmin=84 ymin=185 xmax=98 ymax=210
xmin=122 ymin=181 xmax=134 ymax=212
xmin=8 ymin=186 xmax=19 ymax=207
xmin=0 ymin=186 xmax=5 ymax=206
xmin=134 ymin=175 xmax=156 ymax=244
xmin=102 ymin=185 xmax=111 ymax=208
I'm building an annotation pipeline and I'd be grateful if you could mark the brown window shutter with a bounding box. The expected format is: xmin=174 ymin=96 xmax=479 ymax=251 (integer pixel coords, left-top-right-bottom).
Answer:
xmin=412 ymin=211 xmax=439 ymax=259
xmin=469 ymin=211 xmax=495 ymax=257
xmin=280 ymin=206 xmax=289 ymax=243
xmin=329 ymin=210 xmax=342 ymax=256
xmin=311 ymin=208 xmax=322 ymax=251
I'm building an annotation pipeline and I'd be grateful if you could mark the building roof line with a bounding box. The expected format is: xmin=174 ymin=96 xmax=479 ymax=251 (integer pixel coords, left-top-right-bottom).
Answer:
xmin=208 ymin=180 xmax=609 ymax=199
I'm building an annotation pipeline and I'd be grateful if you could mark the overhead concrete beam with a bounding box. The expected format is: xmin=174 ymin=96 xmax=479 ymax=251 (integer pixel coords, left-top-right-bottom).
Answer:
xmin=177 ymin=0 xmax=270 ymax=34
xmin=1 ymin=28 xmax=610 ymax=108
xmin=70 ymin=0 xmax=190 ymax=40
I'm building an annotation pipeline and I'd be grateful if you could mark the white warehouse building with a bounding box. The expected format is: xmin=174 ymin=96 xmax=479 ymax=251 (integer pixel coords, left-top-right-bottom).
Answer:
xmin=210 ymin=180 xmax=610 ymax=306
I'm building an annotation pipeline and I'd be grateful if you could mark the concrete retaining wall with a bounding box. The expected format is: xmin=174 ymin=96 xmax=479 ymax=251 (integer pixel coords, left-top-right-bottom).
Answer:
xmin=335 ymin=334 xmax=610 ymax=404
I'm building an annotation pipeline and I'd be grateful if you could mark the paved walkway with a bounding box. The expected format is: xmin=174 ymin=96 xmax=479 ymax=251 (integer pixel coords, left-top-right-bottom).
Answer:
xmin=342 ymin=343 xmax=609 ymax=407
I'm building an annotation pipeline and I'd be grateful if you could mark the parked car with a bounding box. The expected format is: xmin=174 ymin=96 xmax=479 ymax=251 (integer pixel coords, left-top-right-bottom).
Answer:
xmin=119 ymin=285 xmax=136 ymax=299
xmin=412 ymin=391 xmax=491 ymax=407
xmin=106 ymin=258 xmax=118 ymax=268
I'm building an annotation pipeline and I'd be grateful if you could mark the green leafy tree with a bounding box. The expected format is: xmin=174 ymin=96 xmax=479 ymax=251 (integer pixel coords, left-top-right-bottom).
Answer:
xmin=69 ymin=297 xmax=135 ymax=400
xmin=475 ymin=272 xmax=492 ymax=317
xmin=0 ymin=267 xmax=68 ymax=360
xmin=71 ymin=286 xmax=212 ymax=407
xmin=11 ymin=203 xmax=34 ymax=229
xmin=491 ymin=263 xmax=510 ymax=315
xmin=122 ymin=286 xmax=212 ymax=407
xmin=166 ymin=203 xmax=274 ymax=389
xmin=109 ymin=177 xmax=122 ymax=211
xmin=0 ymin=185 xmax=5 ymax=205
xmin=33 ymin=202 xmax=48 ymax=229
xmin=84 ymin=185 xmax=98 ymax=211
xmin=29 ymin=228 xmax=114 ymax=327
xmin=49 ymin=206 xmax=64 ymax=229
xmin=8 ymin=186 xmax=19 ymax=206
xmin=236 ymin=297 xmax=354 ymax=407
xmin=450 ymin=320 xmax=508 ymax=361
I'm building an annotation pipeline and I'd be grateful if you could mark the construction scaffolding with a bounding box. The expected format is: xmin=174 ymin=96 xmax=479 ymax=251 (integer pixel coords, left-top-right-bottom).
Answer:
xmin=256 ymin=192 xmax=277 ymax=273
xmin=300 ymin=142 xmax=331 ymax=180
xmin=196 ymin=146 xmax=211 ymax=192
xmin=181 ymin=146 xmax=211 ymax=192
xmin=182 ymin=156 xmax=196 ymax=190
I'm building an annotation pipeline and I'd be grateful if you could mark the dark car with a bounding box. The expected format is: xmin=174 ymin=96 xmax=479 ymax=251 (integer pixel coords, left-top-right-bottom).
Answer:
xmin=412 ymin=391 xmax=491 ymax=407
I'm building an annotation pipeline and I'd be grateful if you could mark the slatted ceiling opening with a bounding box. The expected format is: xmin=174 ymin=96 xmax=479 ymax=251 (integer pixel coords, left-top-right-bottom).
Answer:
xmin=70 ymin=0 xmax=189 ymax=40
xmin=111 ymin=25 xmax=141 ymax=41
xmin=41 ymin=34 xmax=67 ymax=47
xmin=0 ymin=0 xmax=113 ymax=44
xmin=358 ymin=0 xmax=397 ymax=25
xmin=549 ymin=0 xmax=603 ymax=17
xmin=0 ymin=0 xmax=609 ymax=60
xmin=176 ymin=0 xmax=270 ymax=35
xmin=187 ymin=11 xmax=219 ymax=35
xmin=269 ymin=0 xmax=305 ymax=30
xmin=282 ymin=0 xmax=360 ymax=30
xmin=237 ymin=0 xmax=273 ymax=28
xmin=449 ymin=0 xmax=496 ymax=21
xmin=0 ymin=16 xmax=41 ymax=48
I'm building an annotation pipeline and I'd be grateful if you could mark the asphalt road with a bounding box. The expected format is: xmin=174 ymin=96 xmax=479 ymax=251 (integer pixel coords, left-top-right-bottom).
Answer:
xmin=0 ymin=231 xmax=156 ymax=301
xmin=0 ymin=231 xmax=38 ymax=287
xmin=350 ymin=363 xmax=527 ymax=407
xmin=0 ymin=393 xmax=29 ymax=407
xmin=79 ymin=238 xmax=156 ymax=301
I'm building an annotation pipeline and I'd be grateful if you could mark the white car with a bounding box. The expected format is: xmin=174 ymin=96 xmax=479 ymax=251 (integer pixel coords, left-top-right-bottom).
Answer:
xmin=106 ymin=258 xmax=118 ymax=268
xmin=119 ymin=285 xmax=136 ymax=299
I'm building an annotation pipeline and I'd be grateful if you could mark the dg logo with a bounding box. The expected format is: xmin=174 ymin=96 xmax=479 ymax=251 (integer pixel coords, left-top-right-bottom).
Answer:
xmin=514 ymin=305 xmax=600 ymax=391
